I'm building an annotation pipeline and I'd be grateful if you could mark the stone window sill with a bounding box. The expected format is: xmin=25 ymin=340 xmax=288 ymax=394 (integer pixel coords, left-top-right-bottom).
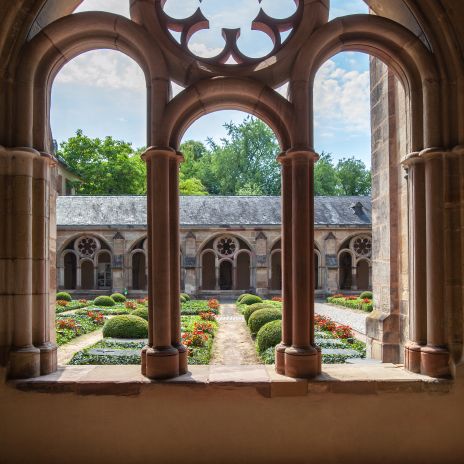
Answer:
xmin=11 ymin=363 xmax=451 ymax=397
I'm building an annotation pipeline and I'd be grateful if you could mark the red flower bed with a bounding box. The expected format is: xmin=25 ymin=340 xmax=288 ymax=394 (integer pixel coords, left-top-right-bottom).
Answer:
xmin=272 ymin=296 xmax=283 ymax=302
xmin=199 ymin=311 xmax=216 ymax=321
xmin=315 ymin=314 xmax=353 ymax=339
xmin=208 ymin=299 xmax=220 ymax=310
xmin=86 ymin=311 xmax=105 ymax=325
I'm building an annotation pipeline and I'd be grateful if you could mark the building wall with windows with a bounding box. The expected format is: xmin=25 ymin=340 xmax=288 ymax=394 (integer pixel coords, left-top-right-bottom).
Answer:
xmin=56 ymin=195 xmax=372 ymax=298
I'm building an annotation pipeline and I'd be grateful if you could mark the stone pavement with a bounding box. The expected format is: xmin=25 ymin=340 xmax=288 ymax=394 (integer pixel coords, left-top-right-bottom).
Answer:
xmin=210 ymin=304 xmax=259 ymax=365
xmin=315 ymin=301 xmax=368 ymax=337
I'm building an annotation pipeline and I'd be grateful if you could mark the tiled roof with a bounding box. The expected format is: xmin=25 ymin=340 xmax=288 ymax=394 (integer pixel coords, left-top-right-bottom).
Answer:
xmin=56 ymin=195 xmax=371 ymax=227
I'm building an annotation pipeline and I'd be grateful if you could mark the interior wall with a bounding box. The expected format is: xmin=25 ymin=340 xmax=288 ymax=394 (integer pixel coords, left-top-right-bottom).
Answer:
xmin=0 ymin=381 xmax=463 ymax=464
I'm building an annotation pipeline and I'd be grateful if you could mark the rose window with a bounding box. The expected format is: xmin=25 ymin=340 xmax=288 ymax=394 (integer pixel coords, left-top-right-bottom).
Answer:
xmin=353 ymin=237 xmax=372 ymax=257
xmin=75 ymin=237 xmax=99 ymax=258
xmin=215 ymin=236 xmax=238 ymax=256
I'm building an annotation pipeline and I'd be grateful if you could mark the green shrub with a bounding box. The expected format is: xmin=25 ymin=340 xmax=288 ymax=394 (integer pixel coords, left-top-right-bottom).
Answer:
xmin=256 ymin=319 xmax=282 ymax=353
xmin=240 ymin=294 xmax=263 ymax=306
xmin=243 ymin=303 xmax=275 ymax=323
xmin=94 ymin=295 xmax=116 ymax=307
xmin=181 ymin=293 xmax=191 ymax=301
xmin=111 ymin=293 xmax=126 ymax=302
xmin=132 ymin=308 xmax=149 ymax=321
xmin=102 ymin=315 xmax=148 ymax=339
xmin=237 ymin=293 xmax=254 ymax=304
xmin=180 ymin=295 xmax=187 ymax=303
xmin=56 ymin=292 xmax=72 ymax=302
xmin=359 ymin=291 xmax=373 ymax=300
xmin=248 ymin=308 xmax=282 ymax=335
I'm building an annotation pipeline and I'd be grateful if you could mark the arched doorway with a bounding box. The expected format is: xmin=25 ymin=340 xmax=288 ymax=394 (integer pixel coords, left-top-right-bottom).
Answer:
xmin=132 ymin=252 xmax=147 ymax=291
xmin=270 ymin=250 xmax=282 ymax=291
xmin=236 ymin=252 xmax=251 ymax=290
xmin=81 ymin=260 xmax=94 ymax=290
xmin=201 ymin=251 xmax=216 ymax=290
xmin=97 ymin=252 xmax=112 ymax=290
xmin=64 ymin=252 xmax=77 ymax=289
xmin=219 ymin=260 xmax=233 ymax=290
xmin=357 ymin=259 xmax=370 ymax=290
xmin=339 ymin=252 xmax=353 ymax=290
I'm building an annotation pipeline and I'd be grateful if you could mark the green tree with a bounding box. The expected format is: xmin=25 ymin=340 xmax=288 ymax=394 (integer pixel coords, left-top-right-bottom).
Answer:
xmin=179 ymin=174 xmax=208 ymax=195
xmin=58 ymin=130 xmax=146 ymax=195
xmin=314 ymin=152 xmax=338 ymax=195
xmin=335 ymin=157 xmax=371 ymax=195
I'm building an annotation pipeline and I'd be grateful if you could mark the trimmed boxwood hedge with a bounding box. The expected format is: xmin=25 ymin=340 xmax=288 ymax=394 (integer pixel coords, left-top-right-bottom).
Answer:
xmin=256 ymin=319 xmax=282 ymax=353
xmin=94 ymin=295 xmax=116 ymax=307
xmin=236 ymin=293 xmax=254 ymax=304
xmin=111 ymin=293 xmax=126 ymax=302
xmin=240 ymin=294 xmax=263 ymax=306
xmin=359 ymin=291 xmax=373 ymax=299
xmin=56 ymin=292 xmax=72 ymax=302
xmin=248 ymin=308 xmax=282 ymax=335
xmin=181 ymin=293 xmax=191 ymax=301
xmin=243 ymin=303 xmax=275 ymax=323
xmin=102 ymin=315 xmax=148 ymax=339
xmin=132 ymin=308 xmax=149 ymax=321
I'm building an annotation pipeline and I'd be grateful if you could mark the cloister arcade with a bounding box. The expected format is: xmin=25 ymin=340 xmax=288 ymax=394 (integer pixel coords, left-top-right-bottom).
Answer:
xmin=1 ymin=1 xmax=464 ymax=462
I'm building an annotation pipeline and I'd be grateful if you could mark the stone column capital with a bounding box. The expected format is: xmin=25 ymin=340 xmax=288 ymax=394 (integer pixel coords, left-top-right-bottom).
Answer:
xmin=419 ymin=147 xmax=446 ymax=160
xmin=142 ymin=146 xmax=183 ymax=162
xmin=285 ymin=148 xmax=319 ymax=163
xmin=401 ymin=152 xmax=421 ymax=169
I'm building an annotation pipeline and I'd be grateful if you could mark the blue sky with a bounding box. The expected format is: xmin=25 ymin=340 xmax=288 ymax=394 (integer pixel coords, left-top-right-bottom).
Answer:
xmin=51 ymin=0 xmax=370 ymax=165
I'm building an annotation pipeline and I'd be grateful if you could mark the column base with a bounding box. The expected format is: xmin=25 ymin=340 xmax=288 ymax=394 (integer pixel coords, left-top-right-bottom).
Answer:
xmin=404 ymin=343 xmax=423 ymax=373
xmin=316 ymin=345 xmax=322 ymax=375
xmin=145 ymin=346 xmax=179 ymax=380
xmin=275 ymin=343 xmax=289 ymax=375
xmin=175 ymin=343 xmax=188 ymax=375
xmin=141 ymin=346 xmax=148 ymax=376
xmin=9 ymin=345 xmax=41 ymax=379
xmin=421 ymin=345 xmax=450 ymax=378
xmin=284 ymin=346 xmax=319 ymax=378
xmin=37 ymin=342 xmax=58 ymax=375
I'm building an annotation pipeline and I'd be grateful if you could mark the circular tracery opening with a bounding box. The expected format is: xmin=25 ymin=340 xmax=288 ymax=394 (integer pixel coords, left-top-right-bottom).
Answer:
xmin=215 ymin=236 xmax=238 ymax=257
xmin=75 ymin=236 xmax=100 ymax=258
xmin=352 ymin=236 xmax=372 ymax=258
xmin=160 ymin=0 xmax=302 ymax=64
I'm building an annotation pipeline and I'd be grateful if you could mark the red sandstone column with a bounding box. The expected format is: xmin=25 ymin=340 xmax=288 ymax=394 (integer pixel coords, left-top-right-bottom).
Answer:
xmin=420 ymin=148 xmax=450 ymax=377
xmin=284 ymin=149 xmax=320 ymax=378
xmin=275 ymin=154 xmax=292 ymax=374
xmin=403 ymin=154 xmax=427 ymax=373
xmin=1 ymin=148 xmax=41 ymax=378
xmin=142 ymin=147 xmax=179 ymax=379
xmin=170 ymin=152 xmax=187 ymax=375
xmin=32 ymin=153 xmax=57 ymax=375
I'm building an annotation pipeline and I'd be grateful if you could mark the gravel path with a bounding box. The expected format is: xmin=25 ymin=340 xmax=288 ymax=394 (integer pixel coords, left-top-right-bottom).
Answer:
xmin=315 ymin=302 xmax=368 ymax=336
xmin=210 ymin=304 xmax=259 ymax=365
xmin=57 ymin=329 xmax=103 ymax=365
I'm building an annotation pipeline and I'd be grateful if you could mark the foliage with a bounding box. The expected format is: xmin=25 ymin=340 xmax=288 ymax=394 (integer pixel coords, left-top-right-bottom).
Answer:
xmin=199 ymin=311 xmax=217 ymax=321
xmin=243 ymin=303 xmax=275 ymax=323
xmin=57 ymin=129 xmax=146 ymax=195
xmin=207 ymin=298 xmax=220 ymax=310
xmin=327 ymin=294 xmax=373 ymax=312
xmin=93 ymin=295 xmax=116 ymax=307
xmin=102 ymin=315 xmax=148 ymax=339
xmin=315 ymin=314 xmax=354 ymax=339
xmin=56 ymin=292 xmax=72 ymax=302
xmin=179 ymin=174 xmax=208 ymax=196
xmin=56 ymin=299 xmax=91 ymax=314
xmin=180 ymin=117 xmax=281 ymax=195
xmin=248 ymin=308 xmax=282 ymax=335
xmin=256 ymin=320 xmax=282 ymax=353
xmin=181 ymin=293 xmax=191 ymax=301
xmin=132 ymin=308 xmax=149 ymax=321
xmin=181 ymin=300 xmax=219 ymax=315
xmin=272 ymin=296 xmax=283 ymax=302
xmin=55 ymin=314 xmax=104 ymax=346
xmin=359 ymin=291 xmax=373 ymax=299
xmin=240 ymin=294 xmax=263 ymax=306
xmin=111 ymin=293 xmax=126 ymax=302
xmin=237 ymin=293 xmax=255 ymax=304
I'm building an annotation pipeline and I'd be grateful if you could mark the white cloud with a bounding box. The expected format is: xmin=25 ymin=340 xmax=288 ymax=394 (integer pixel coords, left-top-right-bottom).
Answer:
xmin=55 ymin=50 xmax=145 ymax=91
xmin=74 ymin=0 xmax=130 ymax=17
xmin=314 ymin=59 xmax=370 ymax=135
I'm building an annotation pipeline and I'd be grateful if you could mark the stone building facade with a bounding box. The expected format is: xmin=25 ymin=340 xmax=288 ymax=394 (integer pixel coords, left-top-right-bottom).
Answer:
xmin=56 ymin=195 xmax=372 ymax=298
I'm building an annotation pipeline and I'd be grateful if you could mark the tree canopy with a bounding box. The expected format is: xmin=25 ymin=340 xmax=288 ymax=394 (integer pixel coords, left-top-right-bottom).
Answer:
xmin=57 ymin=129 xmax=146 ymax=195
xmin=58 ymin=121 xmax=371 ymax=197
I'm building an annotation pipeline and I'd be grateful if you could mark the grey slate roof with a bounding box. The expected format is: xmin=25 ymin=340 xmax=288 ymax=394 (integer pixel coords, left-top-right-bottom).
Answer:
xmin=56 ymin=195 xmax=371 ymax=227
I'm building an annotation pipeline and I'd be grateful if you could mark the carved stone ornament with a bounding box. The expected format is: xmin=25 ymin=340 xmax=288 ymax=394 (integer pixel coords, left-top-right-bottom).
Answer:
xmin=214 ymin=235 xmax=239 ymax=257
xmin=351 ymin=235 xmax=372 ymax=258
xmin=157 ymin=0 xmax=303 ymax=65
xmin=75 ymin=236 xmax=100 ymax=259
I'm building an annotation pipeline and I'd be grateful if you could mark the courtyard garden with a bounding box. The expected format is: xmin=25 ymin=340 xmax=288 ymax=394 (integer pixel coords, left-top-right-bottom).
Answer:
xmin=326 ymin=291 xmax=374 ymax=312
xmin=236 ymin=293 xmax=366 ymax=364
xmin=55 ymin=292 xmax=219 ymax=365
